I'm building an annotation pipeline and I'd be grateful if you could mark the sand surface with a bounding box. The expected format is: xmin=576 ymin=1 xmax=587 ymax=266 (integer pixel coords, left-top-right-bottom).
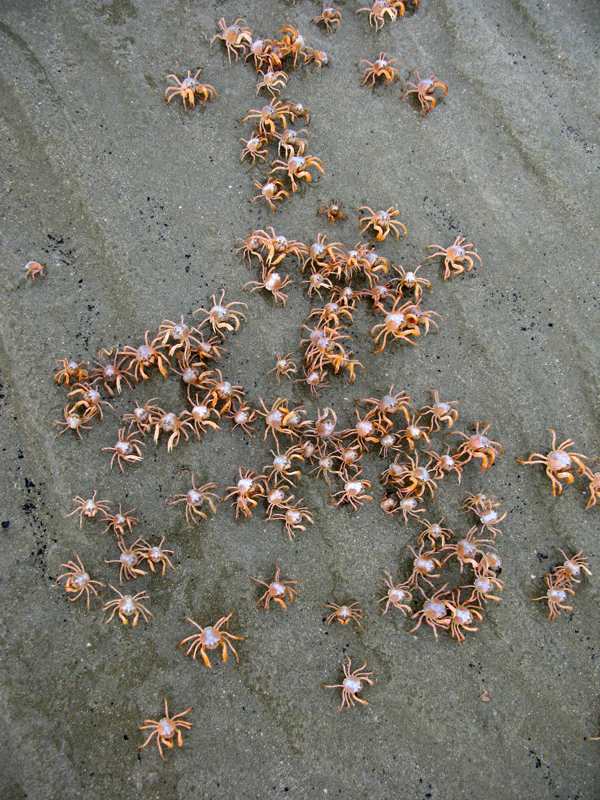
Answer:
xmin=1 ymin=0 xmax=599 ymax=798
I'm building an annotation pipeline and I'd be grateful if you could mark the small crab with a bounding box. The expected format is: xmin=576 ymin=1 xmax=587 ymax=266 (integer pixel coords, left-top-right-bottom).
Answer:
xmin=370 ymin=297 xmax=420 ymax=353
xmin=67 ymin=491 xmax=112 ymax=529
xmin=584 ymin=465 xmax=600 ymax=509
xmin=410 ymin=585 xmax=451 ymax=638
xmin=68 ymin=382 xmax=114 ymax=421
xmin=251 ymin=564 xmax=300 ymax=609
xmin=323 ymin=656 xmax=374 ymax=710
xmin=55 ymin=555 xmax=105 ymax=610
xmin=193 ymin=290 xmax=247 ymax=336
xmin=243 ymin=264 xmax=293 ymax=306
xmin=227 ymin=401 xmax=258 ymax=436
xmin=54 ymin=358 xmax=89 ymax=386
xmin=250 ymin=178 xmax=290 ymax=211
xmin=420 ymin=390 xmax=460 ymax=432
xmin=360 ymin=53 xmax=403 ymax=86
xmin=103 ymin=585 xmax=154 ymax=626
xmin=325 ymin=601 xmax=363 ymax=629
xmin=211 ymin=18 xmax=253 ymax=61
xmin=331 ymin=479 xmax=374 ymax=511
xmin=392 ymin=264 xmax=431 ymax=300
xmin=55 ymin=405 xmax=95 ymax=439
xmin=119 ymin=331 xmax=170 ymax=381
xmin=313 ymin=3 xmax=343 ymax=33
xmin=164 ymin=69 xmax=217 ymax=108
xmin=139 ymin=698 xmax=193 ymax=760
xmin=357 ymin=0 xmax=405 ymax=31
xmin=400 ymin=70 xmax=448 ymax=114
xmin=240 ymin=133 xmax=269 ymax=165
xmin=267 ymin=352 xmax=298 ymax=383
xmin=223 ymin=468 xmax=266 ymax=519
xmin=24 ymin=260 xmax=47 ymax=282
xmin=167 ymin=473 xmax=220 ymax=526
xmin=100 ymin=505 xmax=140 ymax=538
xmin=90 ymin=353 xmax=134 ymax=396
xmin=269 ymin=498 xmax=314 ymax=540
xmin=444 ymin=589 xmax=484 ymax=643
xmin=440 ymin=526 xmax=491 ymax=573
xmin=517 ymin=429 xmax=589 ymax=497
xmin=152 ymin=409 xmax=194 ymax=452
xmin=277 ymin=127 xmax=311 ymax=160
xmin=317 ymin=200 xmax=347 ymax=224
xmin=358 ymin=206 xmax=407 ymax=242
xmin=138 ymin=536 xmax=176 ymax=575
xmin=426 ymin=235 xmax=482 ymax=280
xmin=532 ymin=577 xmax=575 ymax=620
xmin=378 ymin=571 xmax=413 ymax=616
xmin=256 ymin=69 xmax=288 ymax=98
xmin=105 ymin=537 xmax=147 ymax=583
xmin=270 ymin=155 xmax=326 ymax=193
xmin=553 ymin=549 xmax=592 ymax=585
xmin=406 ymin=543 xmax=442 ymax=588
xmin=451 ymin=422 xmax=503 ymax=471
xmin=102 ymin=428 xmax=144 ymax=472
xmin=242 ymin=100 xmax=297 ymax=137
xmin=180 ymin=612 xmax=244 ymax=668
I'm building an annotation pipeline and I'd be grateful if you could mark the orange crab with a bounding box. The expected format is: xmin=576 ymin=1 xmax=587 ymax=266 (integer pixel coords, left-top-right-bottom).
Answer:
xmin=250 ymin=178 xmax=290 ymax=211
xmin=251 ymin=564 xmax=300 ymax=609
xmin=518 ymin=429 xmax=589 ymax=496
xmin=223 ymin=468 xmax=266 ymax=519
xmin=119 ymin=330 xmax=170 ymax=381
xmin=67 ymin=491 xmax=112 ymax=528
xmin=242 ymin=101 xmax=297 ymax=138
xmin=270 ymin=155 xmax=326 ymax=193
xmin=400 ymin=70 xmax=448 ymax=114
xmin=211 ymin=18 xmax=253 ymax=61
xmin=164 ymin=69 xmax=217 ymax=108
xmin=317 ymin=200 xmax=347 ymax=224
xmin=378 ymin=571 xmax=413 ymax=616
xmin=532 ymin=577 xmax=575 ymax=620
xmin=54 ymin=405 xmax=95 ymax=439
xmin=256 ymin=69 xmax=288 ymax=98
xmin=243 ymin=264 xmax=293 ymax=306
xmin=313 ymin=3 xmax=343 ymax=32
xmin=360 ymin=53 xmax=403 ymax=85
xmin=167 ymin=473 xmax=220 ymax=526
xmin=324 ymin=601 xmax=363 ymax=628
xmin=323 ymin=656 xmax=374 ymax=710
xmin=139 ymin=698 xmax=193 ymax=760
xmin=55 ymin=554 xmax=105 ymax=609
xmin=24 ymin=260 xmax=46 ymax=282
xmin=426 ymin=235 xmax=482 ymax=279
xmin=103 ymin=585 xmax=154 ymax=626
xmin=193 ymin=290 xmax=247 ymax=336
xmin=357 ymin=0 xmax=405 ymax=30
xmin=370 ymin=297 xmax=420 ymax=353
xmin=451 ymin=422 xmax=503 ymax=471
xmin=102 ymin=427 xmax=144 ymax=472
xmin=358 ymin=206 xmax=407 ymax=241
xmin=179 ymin=611 xmax=244 ymax=668
xmin=240 ymin=133 xmax=269 ymax=165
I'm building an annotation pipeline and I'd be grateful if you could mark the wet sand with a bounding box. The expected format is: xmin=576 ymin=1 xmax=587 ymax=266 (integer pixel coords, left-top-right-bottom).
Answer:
xmin=1 ymin=0 xmax=599 ymax=798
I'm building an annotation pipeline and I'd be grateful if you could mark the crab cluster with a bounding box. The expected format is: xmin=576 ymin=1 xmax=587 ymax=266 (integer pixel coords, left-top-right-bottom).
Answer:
xmin=532 ymin=549 xmax=591 ymax=620
xmin=57 ymin=490 xmax=176 ymax=624
xmin=225 ymin=21 xmax=330 ymax=209
xmin=384 ymin=491 xmax=506 ymax=643
xmin=238 ymin=221 xmax=481 ymax=396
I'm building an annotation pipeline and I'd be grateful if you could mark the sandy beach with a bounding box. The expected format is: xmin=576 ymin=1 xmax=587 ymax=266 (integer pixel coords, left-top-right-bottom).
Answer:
xmin=0 ymin=0 xmax=599 ymax=798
